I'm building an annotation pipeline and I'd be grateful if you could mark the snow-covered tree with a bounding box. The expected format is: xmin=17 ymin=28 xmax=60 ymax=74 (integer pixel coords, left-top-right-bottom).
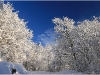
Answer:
xmin=23 ymin=42 xmax=55 ymax=71
xmin=52 ymin=17 xmax=76 ymax=71
xmin=75 ymin=17 xmax=100 ymax=73
xmin=0 ymin=2 xmax=33 ymax=63
xmin=52 ymin=16 xmax=100 ymax=74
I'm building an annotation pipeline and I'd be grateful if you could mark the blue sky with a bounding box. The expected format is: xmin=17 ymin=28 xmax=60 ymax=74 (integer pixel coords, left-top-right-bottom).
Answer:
xmin=5 ymin=1 xmax=100 ymax=46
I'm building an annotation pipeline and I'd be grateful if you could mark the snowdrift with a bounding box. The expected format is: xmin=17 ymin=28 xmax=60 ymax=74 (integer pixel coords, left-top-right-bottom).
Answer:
xmin=0 ymin=61 xmax=29 ymax=74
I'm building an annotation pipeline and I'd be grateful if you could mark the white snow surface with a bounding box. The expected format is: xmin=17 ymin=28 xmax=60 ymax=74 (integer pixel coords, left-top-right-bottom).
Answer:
xmin=0 ymin=61 xmax=82 ymax=74
xmin=30 ymin=70 xmax=82 ymax=74
xmin=0 ymin=61 xmax=29 ymax=74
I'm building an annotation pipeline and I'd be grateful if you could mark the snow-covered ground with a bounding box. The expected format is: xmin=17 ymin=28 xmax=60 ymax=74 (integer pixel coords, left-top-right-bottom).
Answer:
xmin=30 ymin=70 xmax=82 ymax=74
xmin=0 ymin=61 xmax=82 ymax=74
xmin=0 ymin=61 xmax=29 ymax=74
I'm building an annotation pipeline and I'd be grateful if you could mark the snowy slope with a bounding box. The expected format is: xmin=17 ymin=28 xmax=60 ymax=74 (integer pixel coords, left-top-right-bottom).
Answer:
xmin=0 ymin=61 xmax=29 ymax=74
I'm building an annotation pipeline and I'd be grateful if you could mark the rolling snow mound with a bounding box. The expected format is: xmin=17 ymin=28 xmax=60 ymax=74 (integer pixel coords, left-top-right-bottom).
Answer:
xmin=0 ymin=61 xmax=29 ymax=74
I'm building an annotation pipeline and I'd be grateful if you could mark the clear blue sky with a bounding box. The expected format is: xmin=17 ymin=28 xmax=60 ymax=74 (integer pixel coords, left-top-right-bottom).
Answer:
xmin=4 ymin=1 xmax=100 ymax=46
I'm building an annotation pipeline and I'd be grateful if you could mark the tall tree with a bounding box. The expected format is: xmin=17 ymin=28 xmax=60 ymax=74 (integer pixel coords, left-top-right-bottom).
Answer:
xmin=0 ymin=2 xmax=33 ymax=63
xmin=53 ymin=16 xmax=100 ymax=74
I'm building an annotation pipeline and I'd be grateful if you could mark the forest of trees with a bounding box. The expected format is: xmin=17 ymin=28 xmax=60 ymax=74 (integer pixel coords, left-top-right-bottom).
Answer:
xmin=1 ymin=2 xmax=100 ymax=74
